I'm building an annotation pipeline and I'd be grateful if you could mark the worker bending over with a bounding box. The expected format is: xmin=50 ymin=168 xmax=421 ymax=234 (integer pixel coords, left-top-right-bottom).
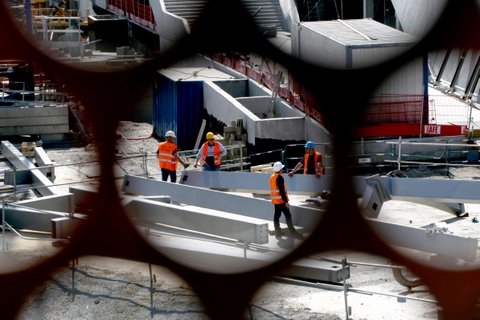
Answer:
xmin=157 ymin=130 xmax=188 ymax=182
xmin=194 ymin=132 xmax=227 ymax=171
xmin=270 ymin=161 xmax=304 ymax=240
xmin=288 ymin=141 xmax=324 ymax=177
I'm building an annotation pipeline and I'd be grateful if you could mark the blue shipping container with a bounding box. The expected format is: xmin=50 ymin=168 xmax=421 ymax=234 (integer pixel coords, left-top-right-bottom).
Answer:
xmin=153 ymin=75 xmax=204 ymax=150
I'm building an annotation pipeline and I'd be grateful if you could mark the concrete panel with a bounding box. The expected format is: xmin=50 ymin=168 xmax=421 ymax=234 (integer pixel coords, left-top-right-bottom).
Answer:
xmin=0 ymin=115 xmax=68 ymax=126
xmin=0 ymin=125 xmax=70 ymax=136
xmin=256 ymin=117 xmax=305 ymax=141
xmin=0 ymin=106 xmax=67 ymax=118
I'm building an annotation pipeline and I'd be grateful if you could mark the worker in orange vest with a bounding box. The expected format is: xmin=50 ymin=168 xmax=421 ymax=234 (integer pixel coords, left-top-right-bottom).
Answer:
xmin=270 ymin=161 xmax=304 ymax=240
xmin=194 ymin=132 xmax=227 ymax=171
xmin=157 ymin=130 xmax=188 ymax=182
xmin=288 ymin=141 xmax=324 ymax=177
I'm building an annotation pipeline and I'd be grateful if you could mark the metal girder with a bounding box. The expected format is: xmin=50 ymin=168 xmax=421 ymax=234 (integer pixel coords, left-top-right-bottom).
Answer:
xmin=2 ymin=204 xmax=70 ymax=232
xmin=34 ymin=146 xmax=55 ymax=182
xmin=355 ymin=175 xmax=480 ymax=204
xmin=1 ymin=193 xmax=83 ymax=236
xmin=181 ymin=171 xmax=332 ymax=195
xmin=1 ymin=140 xmax=60 ymax=196
xmin=16 ymin=193 xmax=73 ymax=212
xmin=368 ymin=219 xmax=478 ymax=261
xmin=279 ymin=258 xmax=350 ymax=283
xmin=124 ymin=197 xmax=269 ymax=244
xmin=360 ymin=175 xmax=392 ymax=218
xmin=357 ymin=175 xmax=474 ymax=217
xmin=122 ymin=175 xmax=322 ymax=231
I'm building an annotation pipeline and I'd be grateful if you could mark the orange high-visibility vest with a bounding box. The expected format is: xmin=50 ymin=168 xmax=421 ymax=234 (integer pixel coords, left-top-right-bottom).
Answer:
xmin=201 ymin=141 xmax=221 ymax=166
xmin=158 ymin=141 xmax=177 ymax=171
xmin=304 ymin=151 xmax=323 ymax=175
xmin=269 ymin=172 xmax=288 ymax=204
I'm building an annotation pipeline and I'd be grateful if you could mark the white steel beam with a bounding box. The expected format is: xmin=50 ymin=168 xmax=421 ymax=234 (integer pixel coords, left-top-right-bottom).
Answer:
xmin=181 ymin=171 xmax=332 ymax=195
xmin=355 ymin=175 xmax=480 ymax=204
xmin=122 ymin=175 xmax=323 ymax=231
xmin=357 ymin=175 xmax=476 ymax=217
xmin=34 ymin=146 xmax=55 ymax=182
xmin=16 ymin=193 xmax=73 ymax=212
xmin=368 ymin=219 xmax=478 ymax=261
xmin=124 ymin=198 xmax=269 ymax=244
xmin=1 ymin=140 xmax=61 ymax=196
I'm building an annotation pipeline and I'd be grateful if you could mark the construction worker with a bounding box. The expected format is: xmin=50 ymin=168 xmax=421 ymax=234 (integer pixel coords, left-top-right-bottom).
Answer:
xmin=157 ymin=130 xmax=188 ymax=182
xmin=194 ymin=132 xmax=227 ymax=171
xmin=270 ymin=161 xmax=304 ymax=240
xmin=288 ymin=141 xmax=324 ymax=177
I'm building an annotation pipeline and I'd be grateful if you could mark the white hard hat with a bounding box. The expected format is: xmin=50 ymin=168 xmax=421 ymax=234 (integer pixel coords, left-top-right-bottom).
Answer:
xmin=165 ymin=130 xmax=176 ymax=138
xmin=273 ymin=161 xmax=284 ymax=172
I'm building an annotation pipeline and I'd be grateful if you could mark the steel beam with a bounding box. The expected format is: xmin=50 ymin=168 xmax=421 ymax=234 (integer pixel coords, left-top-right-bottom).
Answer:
xmin=181 ymin=171 xmax=332 ymax=195
xmin=357 ymin=175 xmax=473 ymax=217
xmin=368 ymin=219 xmax=478 ymax=261
xmin=279 ymin=258 xmax=350 ymax=283
xmin=34 ymin=146 xmax=55 ymax=182
xmin=16 ymin=193 xmax=73 ymax=212
xmin=2 ymin=205 xmax=69 ymax=232
xmin=124 ymin=198 xmax=269 ymax=244
xmin=355 ymin=175 xmax=480 ymax=204
xmin=122 ymin=175 xmax=323 ymax=231
xmin=1 ymin=140 xmax=60 ymax=196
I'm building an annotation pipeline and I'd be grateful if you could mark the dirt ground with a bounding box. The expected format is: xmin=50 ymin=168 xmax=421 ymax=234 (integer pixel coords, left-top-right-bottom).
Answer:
xmin=13 ymin=250 xmax=439 ymax=320
xmin=5 ymin=121 xmax=480 ymax=319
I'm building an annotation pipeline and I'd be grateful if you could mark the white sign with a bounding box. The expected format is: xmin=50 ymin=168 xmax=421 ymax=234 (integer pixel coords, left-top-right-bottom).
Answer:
xmin=424 ymin=125 xmax=441 ymax=135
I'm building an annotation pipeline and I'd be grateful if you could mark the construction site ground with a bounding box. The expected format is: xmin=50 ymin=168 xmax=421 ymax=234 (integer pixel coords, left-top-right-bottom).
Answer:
xmin=3 ymin=121 xmax=480 ymax=319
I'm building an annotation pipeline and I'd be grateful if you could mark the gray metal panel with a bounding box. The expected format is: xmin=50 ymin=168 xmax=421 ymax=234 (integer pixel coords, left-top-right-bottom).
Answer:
xmin=0 ymin=106 xmax=68 ymax=118
xmin=3 ymin=170 xmax=32 ymax=185
xmin=125 ymin=198 xmax=269 ymax=244
xmin=68 ymin=185 xmax=98 ymax=213
xmin=51 ymin=216 xmax=85 ymax=239
xmin=122 ymin=175 xmax=322 ymax=231
xmin=369 ymin=219 xmax=478 ymax=261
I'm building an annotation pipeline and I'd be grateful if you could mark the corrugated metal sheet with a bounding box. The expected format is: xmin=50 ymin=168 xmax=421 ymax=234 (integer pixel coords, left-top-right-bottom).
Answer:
xmin=153 ymin=75 xmax=203 ymax=150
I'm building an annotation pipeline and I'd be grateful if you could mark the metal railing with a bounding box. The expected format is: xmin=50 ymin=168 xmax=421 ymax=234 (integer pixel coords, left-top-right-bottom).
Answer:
xmin=385 ymin=138 xmax=479 ymax=171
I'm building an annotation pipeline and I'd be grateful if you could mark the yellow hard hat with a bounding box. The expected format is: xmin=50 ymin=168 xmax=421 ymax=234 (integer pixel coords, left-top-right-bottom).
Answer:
xmin=206 ymin=132 xmax=215 ymax=140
